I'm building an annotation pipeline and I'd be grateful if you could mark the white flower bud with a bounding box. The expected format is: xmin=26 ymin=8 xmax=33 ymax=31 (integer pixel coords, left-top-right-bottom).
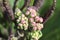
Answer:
xmin=30 ymin=13 xmax=36 ymax=17
xmin=16 ymin=19 xmax=20 ymax=23
xmin=33 ymin=27 xmax=37 ymax=31
xmin=35 ymin=16 xmax=40 ymax=22
xmin=22 ymin=14 xmax=25 ymax=18
xmin=25 ymin=17 xmax=28 ymax=21
xmin=18 ymin=23 xmax=23 ymax=29
xmin=31 ymin=22 xmax=37 ymax=27
xmin=37 ymin=23 xmax=43 ymax=30
xmin=25 ymin=11 xmax=30 ymax=15
xmin=15 ymin=8 xmax=22 ymax=16
xmin=39 ymin=17 xmax=43 ymax=22
xmin=29 ymin=18 xmax=34 ymax=22
xmin=21 ymin=20 xmax=26 ymax=24
xmin=23 ymin=24 xmax=28 ymax=30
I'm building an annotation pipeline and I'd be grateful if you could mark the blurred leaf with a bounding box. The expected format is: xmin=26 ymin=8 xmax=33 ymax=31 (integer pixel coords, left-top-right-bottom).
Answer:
xmin=11 ymin=22 xmax=16 ymax=34
xmin=0 ymin=7 xmax=4 ymax=24
xmin=29 ymin=0 xmax=34 ymax=6
xmin=16 ymin=0 xmax=24 ymax=9
xmin=40 ymin=0 xmax=60 ymax=40
xmin=0 ymin=24 xmax=8 ymax=37
xmin=39 ymin=0 xmax=53 ymax=17
xmin=0 ymin=6 xmax=3 ymax=18
xmin=9 ymin=0 xmax=15 ymax=8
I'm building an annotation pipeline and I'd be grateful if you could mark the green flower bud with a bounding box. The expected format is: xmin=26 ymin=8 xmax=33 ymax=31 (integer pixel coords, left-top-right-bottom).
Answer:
xmin=18 ymin=23 xmax=23 ymax=29
xmin=15 ymin=8 xmax=22 ymax=18
xmin=23 ymin=24 xmax=28 ymax=30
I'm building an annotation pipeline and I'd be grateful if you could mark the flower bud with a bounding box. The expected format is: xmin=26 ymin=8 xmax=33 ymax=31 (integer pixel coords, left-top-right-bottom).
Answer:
xmin=40 ymin=24 xmax=43 ymax=28
xmin=25 ymin=11 xmax=30 ymax=16
xmin=29 ymin=18 xmax=34 ymax=22
xmin=28 ymin=7 xmax=37 ymax=17
xmin=25 ymin=17 xmax=28 ymax=21
xmin=37 ymin=23 xmax=43 ymax=30
xmin=21 ymin=20 xmax=26 ymax=24
xmin=22 ymin=14 xmax=25 ymax=18
xmin=35 ymin=16 xmax=40 ymax=22
xmin=39 ymin=17 xmax=43 ymax=22
xmin=16 ymin=19 xmax=20 ymax=23
xmin=32 ymin=22 xmax=37 ymax=27
xmin=18 ymin=23 xmax=22 ymax=27
xmin=33 ymin=27 xmax=37 ymax=31
xmin=18 ymin=23 xmax=23 ymax=29
xmin=23 ymin=24 xmax=28 ymax=30
xmin=30 ymin=13 xmax=36 ymax=17
xmin=15 ymin=8 xmax=22 ymax=17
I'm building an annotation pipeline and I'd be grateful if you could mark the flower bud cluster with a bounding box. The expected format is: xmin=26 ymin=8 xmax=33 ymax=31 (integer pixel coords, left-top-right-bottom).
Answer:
xmin=25 ymin=7 xmax=43 ymax=31
xmin=15 ymin=7 xmax=44 ymax=40
xmin=27 ymin=31 xmax=42 ymax=40
xmin=15 ymin=8 xmax=28 ymax=30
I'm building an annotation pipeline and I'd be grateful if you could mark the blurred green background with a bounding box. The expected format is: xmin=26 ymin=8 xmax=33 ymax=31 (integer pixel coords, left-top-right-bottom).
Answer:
xmin=40 ymin=0 xmax=60 ymax=40
xmin=0 ymin=0 xmax=60 ymax=40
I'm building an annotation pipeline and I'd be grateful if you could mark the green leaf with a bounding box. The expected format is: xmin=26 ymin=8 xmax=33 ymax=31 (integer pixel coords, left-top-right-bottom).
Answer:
xmin=39 ymin=0 xmax=53 ymax=17
xmin=9 ymin=0 xmax=15 ymax=8
xmin=0 ymin=24 xmax=8 ymax=37
xmin=40 ymin=0 xmax=60 ymax=40
xmin=11 ymin=22 xmax=16 ymax=34
xmin=29 ymin=0 xmax=34 ymax=6
xmin=16 ymin=0 xmax=24 ymax=9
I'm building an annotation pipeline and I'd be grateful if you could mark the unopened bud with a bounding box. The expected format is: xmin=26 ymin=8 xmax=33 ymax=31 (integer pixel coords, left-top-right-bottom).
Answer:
xmin=39 ymin=17 xmax=43 ymax=22
xmin=16 ymin=19 xmax=20 ymax=23
xmin=37 ymin=23 xmax=43 ymax=30
xmin=25 ymin=11 xmax=30 ymax=15
xmin=29 ymin=18 xmax=34 ymax=22
xmin=21 ymin=20 xmax=26 ymax=24
xmin=15 ymin=8 xmax=22 ymax=17
xmin=33 ymin=27 xmax=37 ymax=31
xmin=30 ymin=13 xmax=36 ymax=17
xmin=23 ymin=24 xmax=28 ymax=30
xmin=32 ymin=22 xmax=37 ymax=27
xmin=22 ymin=14 xmax=25 ymax=18
xmin=35 ymin=16 xmax=40 ymax=22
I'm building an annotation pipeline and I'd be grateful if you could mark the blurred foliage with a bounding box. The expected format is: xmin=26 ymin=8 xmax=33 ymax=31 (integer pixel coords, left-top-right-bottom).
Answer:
xmin=0 ymin=0 xmax=60 ymax=40
xmin=40 ymin=0 xmax=60 ymax=40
